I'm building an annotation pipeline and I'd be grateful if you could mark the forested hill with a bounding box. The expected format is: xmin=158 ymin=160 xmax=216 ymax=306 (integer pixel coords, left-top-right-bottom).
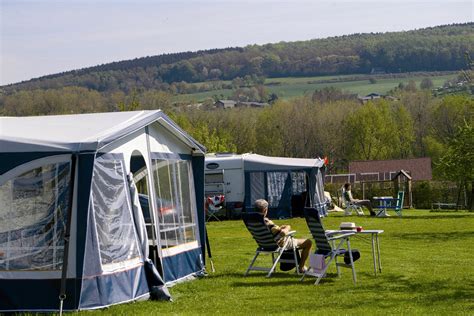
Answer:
xmin=4 ymin=23 xmax=473 ymax=93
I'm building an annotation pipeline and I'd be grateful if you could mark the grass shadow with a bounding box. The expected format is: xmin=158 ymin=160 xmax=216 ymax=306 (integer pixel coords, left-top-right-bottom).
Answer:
xmin=401 ymin=214 xmax=474 ymax=220
xmin=295 ymin=272 xmax=474 ymax=310
xmin=391 ymin=231 xmax=474 ymax=241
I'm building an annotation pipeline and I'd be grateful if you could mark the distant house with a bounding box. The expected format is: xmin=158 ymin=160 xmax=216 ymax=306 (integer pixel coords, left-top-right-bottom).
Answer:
xmin=358 ymin=93 xmax=383 ymax=103
xmin=214 ymin=100 xmax=269 ymax=109
xmin=358 ymin=93 xmax=398 ymax=103
xmin=349 ymin=157 xmax=432 ymax=181
xmin=214 ymin=100 xmax=237 ymax=109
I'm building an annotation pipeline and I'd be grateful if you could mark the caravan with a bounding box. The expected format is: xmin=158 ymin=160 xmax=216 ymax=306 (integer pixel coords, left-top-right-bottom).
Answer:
xmin=0 ymin=111 xmax=207 ymax=312
xmin=205 ymin=153 xmax=327 ymax=219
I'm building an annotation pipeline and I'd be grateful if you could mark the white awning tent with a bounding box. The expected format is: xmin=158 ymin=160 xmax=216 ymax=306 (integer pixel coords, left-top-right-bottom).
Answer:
xmin=0 ymin=111 xmax=203 ymax=153
xmin=0 ymin=110 xmax=207 ymax=312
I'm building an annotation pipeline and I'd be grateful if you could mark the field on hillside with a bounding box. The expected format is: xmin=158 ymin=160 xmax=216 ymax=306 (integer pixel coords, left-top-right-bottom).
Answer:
xmin=174 ymin=73 xmax=457 ymax=103
xmin=84 ymin=210 xmax=474 ymax=315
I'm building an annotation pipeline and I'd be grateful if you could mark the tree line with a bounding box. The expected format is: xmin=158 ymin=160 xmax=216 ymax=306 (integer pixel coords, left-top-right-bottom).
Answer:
xmin=171 ymin=91 xmax=472 ymax=209
xmin=0 ymin=84 xmax=472 ymax=207
xmin=3 ymin=23 xmax=472 ymax=94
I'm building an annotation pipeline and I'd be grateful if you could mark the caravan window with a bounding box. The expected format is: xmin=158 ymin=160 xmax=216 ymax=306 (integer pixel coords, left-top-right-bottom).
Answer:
xmin=205 ymin=172 xmax=223 ymax=184
xmin=0 ymin=157 xmax=71 ymax=271
xmin=152 ymin=158 xmax=197 ymax=249
xmin=91 ymin=158 xmax=141 ymax=269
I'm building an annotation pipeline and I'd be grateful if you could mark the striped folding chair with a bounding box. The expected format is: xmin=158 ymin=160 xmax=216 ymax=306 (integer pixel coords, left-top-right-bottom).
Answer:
xmin=302 ymin=207 xmax=357 ymax=285
xmin=242 ymin=212 xmax=299 ymax=277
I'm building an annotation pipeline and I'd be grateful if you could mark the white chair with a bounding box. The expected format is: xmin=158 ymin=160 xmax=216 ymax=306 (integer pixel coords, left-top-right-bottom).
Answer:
xmin=341 ymin=187 xmax=364 ymax=216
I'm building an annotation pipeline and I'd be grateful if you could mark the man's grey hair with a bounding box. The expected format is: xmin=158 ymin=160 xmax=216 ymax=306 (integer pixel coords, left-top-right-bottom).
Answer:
xmin=255 ymin=199 xmax=269 ymax=213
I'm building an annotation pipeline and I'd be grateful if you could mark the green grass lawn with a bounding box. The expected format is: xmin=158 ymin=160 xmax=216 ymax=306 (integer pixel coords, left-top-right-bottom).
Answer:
xmin=174 ymin=73 xmax=457 ymax=103
xmin=86 ymin=210 xmax=473 ymax=315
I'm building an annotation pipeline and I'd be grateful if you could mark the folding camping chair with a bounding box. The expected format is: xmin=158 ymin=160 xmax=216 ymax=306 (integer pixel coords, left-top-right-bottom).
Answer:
xmin=301 ymin=207 xmax=357 ymax=285
xmin=388 ymin=191 xmax=405 ymax=217
xmin=206 ymin=206 xmax=221 ymax=222
xmin=242 ymin=212 xmax=300 ymax=277
xmin=341 ymin=187 xmax=365 ymax=216
xmin=205 ymin=195 xmax=224 ymax=222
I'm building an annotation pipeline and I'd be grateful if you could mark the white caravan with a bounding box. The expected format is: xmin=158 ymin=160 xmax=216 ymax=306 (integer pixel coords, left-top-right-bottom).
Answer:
xmin=204 ymin=153 xmax=326 ymax=218
xmin=205 ymin=153 xmax=245 ymax=213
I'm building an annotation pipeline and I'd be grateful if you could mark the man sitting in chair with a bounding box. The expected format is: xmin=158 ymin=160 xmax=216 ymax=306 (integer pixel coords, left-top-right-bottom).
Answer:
xmin=255 ymin=199 xmax=312 ymax=273
xmin=343 ymin=183 xmax=376 ymax=216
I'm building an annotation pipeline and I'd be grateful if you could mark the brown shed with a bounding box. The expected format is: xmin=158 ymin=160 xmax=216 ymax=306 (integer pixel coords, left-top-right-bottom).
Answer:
xmin=349 ymin=157 xmax=432 ymax=181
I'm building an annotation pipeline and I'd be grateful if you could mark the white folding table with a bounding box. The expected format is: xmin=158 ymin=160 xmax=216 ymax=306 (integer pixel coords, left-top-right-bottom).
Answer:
xmin=327 ymin=229 xmax=384 ymax=275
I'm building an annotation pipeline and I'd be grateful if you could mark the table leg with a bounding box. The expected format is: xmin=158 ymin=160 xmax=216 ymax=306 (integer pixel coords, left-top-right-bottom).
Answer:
xmin=371 ymin=233 xmax=377 ymax=276
xmin=376 ymin=233 xmax=382 ymax=273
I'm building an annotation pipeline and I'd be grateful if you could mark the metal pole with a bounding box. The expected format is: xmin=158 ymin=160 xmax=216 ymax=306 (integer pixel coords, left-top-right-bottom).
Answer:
xmin=205 ymin=225 xmax=215 ymax=272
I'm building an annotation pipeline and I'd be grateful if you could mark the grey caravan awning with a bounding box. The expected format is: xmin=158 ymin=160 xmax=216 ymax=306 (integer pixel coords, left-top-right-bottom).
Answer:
xmin=242 ymin=154 xmax=326 ymax=218
xmin=243 ymin=154 xmax=325 ymax=171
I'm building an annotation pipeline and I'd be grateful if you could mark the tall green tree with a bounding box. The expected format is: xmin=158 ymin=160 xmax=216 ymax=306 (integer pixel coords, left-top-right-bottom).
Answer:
xmin=343 ymin=100 xmax=397 ymax=160
xmin=436 ymin=121 xmax=474 ymax=209
xmin=391 ymin=104 xmax=415 ymax=158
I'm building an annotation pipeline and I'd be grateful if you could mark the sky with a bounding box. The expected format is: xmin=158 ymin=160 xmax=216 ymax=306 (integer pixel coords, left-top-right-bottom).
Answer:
xmin=0 ymin=0 xmax=472 ymax=85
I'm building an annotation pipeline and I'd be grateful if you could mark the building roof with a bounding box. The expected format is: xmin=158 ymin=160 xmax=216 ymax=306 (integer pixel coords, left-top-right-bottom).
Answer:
xmin=391 ymin=169 xmax=412 ymax=181
xmin=0 ymin=110 xmax=206 ymax=154
xmin=349 ymin=157 xmax=432 ymax=181
xmin=215 ymin=100 xmax=237 ymax=108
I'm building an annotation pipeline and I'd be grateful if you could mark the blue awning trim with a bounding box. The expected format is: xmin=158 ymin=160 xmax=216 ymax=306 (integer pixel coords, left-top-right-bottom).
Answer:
xmin=79 ymin=265 xmax=149 ymax=310
xmin=192 ymin=155 xmax=206 ymax=265
xmin=162 ymin=248 xmax=204 ymax=283
xmin=75 ymin=153 xmax=96 ymax=280
xmin=150 ymin=152 xmax=192 ymax=160
xmin=0 ymin=152 xmax=66 ymax=175
xmin=0 ymin=278 xmax=80 ymax=311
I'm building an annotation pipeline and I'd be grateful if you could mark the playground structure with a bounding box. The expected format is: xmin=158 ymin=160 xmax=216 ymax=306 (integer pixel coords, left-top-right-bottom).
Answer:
xmin=360 ymin=170 xmax=413 ymax=209
xmin=329 ymin=170 xmax=413 ymax=209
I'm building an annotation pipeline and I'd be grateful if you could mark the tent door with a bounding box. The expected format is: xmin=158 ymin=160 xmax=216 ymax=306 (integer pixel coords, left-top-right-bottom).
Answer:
xmin=131 ymin=154 xmax=163 ymax=277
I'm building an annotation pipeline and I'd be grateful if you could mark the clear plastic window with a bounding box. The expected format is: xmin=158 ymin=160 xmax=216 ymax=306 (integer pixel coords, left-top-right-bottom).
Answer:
xmin=291 ymin=172 xmax=307 ymax=194
xmin=267 ymin=172 xmax=289 ymax=207
xmin=152 ymin=159 xmax=197 ymax=249
xmin=91 ymin=159 xmax=140 ymax=266
xmin=249 ymin=172 xmax=265 ymax=205
xmin=0 ymin=161 xmax=71 ymax=271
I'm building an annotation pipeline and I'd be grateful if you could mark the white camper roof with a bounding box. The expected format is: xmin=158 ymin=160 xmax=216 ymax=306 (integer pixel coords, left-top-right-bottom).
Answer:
xmin=206 ymin=153 xmax=324 ymax=171
xmin=243 ymin=153 xmax=324 ymax=170
xmin=0 ymin=110 xmax=205 ymax=153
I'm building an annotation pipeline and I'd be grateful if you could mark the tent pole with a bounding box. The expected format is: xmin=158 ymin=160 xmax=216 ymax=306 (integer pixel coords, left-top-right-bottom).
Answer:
xmin=145 ymin=127 xmax=162 ymax=276
xmin=205 ymin=225 xmax=215 ymax=272
xmin=59 ymin=154 xmax=77 ymax=315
